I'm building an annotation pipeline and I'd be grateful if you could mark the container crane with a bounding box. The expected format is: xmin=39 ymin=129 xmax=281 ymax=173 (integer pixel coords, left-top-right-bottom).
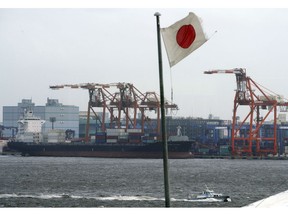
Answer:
xmin=50 ymin=82 xmax=178 ymax=142
xmin=204 ymin=68 xmax=288 ymax=156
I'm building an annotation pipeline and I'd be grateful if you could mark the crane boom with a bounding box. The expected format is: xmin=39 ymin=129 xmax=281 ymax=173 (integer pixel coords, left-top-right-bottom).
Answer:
xmin=204 ymin=68 xmax=247 ymax=98
xmin=204 ymin=68 xmax=245 ymax=75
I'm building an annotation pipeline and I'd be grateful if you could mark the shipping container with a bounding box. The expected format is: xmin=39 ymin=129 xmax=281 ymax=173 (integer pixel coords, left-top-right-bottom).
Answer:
xmin=106 ymin=139 xmax=117 ymax=143
xmin=47 ymin=129 xmax=65 ymax=143
xmin=127 ymin=128 xmax=142 ymax=133
xmin=219 ymin=145 xmax=230 ymax=156
xmin=285 ymin=146 xmax=288 ymax=154
xmin=198 ymin=148 xmax=209 ymax=154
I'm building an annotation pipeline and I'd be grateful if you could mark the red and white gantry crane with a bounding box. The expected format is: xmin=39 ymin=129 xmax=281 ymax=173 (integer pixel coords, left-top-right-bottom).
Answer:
xmin=50 ymin=82 xmax=178 ymax=142
xmin=205 ymin=68 xmax=288 ymax=156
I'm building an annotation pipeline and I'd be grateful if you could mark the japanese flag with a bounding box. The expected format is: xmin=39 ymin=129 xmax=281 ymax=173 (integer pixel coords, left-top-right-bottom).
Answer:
xmin=161 ymin=12 xmax=208 ymax=67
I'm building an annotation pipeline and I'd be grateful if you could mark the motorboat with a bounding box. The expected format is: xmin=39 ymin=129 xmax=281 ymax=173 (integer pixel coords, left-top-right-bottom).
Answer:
xmin=188 ymin=186 xmax=231 ymax=202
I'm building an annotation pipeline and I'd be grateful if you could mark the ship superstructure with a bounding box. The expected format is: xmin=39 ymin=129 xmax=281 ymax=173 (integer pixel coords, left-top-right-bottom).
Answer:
xmin=16 ymin=110 xmax=45 ymax=143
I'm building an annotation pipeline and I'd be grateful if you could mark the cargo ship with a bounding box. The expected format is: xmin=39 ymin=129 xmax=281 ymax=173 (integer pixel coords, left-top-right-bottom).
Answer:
xmin=4 ymin=110 xmax=195 ymax=159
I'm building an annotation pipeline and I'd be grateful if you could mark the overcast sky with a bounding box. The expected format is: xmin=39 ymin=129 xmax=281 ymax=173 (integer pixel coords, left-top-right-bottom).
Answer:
xmin=1 ymin=8 xmax=288 ymax=122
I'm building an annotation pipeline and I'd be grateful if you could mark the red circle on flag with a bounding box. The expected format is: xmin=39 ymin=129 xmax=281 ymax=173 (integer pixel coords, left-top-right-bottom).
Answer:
xmin=176 ymin=24 xmax=196 ymax=49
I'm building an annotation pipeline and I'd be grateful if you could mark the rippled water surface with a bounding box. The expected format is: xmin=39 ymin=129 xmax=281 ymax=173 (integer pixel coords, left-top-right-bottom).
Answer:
xmin=0 ymin=155 xmax=287 ymax=207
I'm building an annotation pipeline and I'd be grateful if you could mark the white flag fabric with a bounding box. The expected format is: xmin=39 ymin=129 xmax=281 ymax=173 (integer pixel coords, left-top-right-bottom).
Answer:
xmin=161 ymin=12 xmax=208 ymax=67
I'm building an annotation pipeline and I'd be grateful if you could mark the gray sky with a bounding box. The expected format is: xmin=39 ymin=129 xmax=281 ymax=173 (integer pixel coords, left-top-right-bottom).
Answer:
xmin=1 ymin=8 xmax=288 ymax=122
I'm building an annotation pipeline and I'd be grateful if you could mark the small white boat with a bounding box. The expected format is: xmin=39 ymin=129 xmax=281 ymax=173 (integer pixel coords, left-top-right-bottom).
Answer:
xmin=188 ymin=186 xmax=231 ymax=202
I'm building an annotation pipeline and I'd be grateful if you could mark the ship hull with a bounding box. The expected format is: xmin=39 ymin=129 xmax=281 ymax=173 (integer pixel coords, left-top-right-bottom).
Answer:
xmin=6 ymin=141 xmax=194 ymax=159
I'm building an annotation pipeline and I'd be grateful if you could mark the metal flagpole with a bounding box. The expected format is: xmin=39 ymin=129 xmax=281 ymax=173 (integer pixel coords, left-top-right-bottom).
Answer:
xmin=154 ymin=12 xmax=171 ymax=207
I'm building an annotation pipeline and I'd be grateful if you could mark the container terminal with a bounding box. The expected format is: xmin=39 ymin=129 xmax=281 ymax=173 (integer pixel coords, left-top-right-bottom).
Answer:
xmin=2 ymin=68 xmax=288 ymax=158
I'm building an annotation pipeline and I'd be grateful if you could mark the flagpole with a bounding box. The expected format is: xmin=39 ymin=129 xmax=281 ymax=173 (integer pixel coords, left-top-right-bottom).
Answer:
xmin=154 ymin=12 xmax=171 ymax=208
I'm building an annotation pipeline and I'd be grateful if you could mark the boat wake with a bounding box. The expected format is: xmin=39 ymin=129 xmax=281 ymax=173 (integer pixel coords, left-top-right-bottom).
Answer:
xmin=0 ymin=193 xmax=228 ymax=203
xmin=0 ymin=193 xmax=77 ymax=199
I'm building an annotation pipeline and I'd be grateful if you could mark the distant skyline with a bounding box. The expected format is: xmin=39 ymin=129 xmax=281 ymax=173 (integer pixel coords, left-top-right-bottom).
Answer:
xmin=1 ymin=8 xmax=288 ymax=122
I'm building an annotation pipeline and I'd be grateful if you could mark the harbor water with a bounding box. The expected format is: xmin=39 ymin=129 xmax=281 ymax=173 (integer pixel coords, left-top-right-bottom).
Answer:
xmin=0 ymin=155 xmax=288 ymax=207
